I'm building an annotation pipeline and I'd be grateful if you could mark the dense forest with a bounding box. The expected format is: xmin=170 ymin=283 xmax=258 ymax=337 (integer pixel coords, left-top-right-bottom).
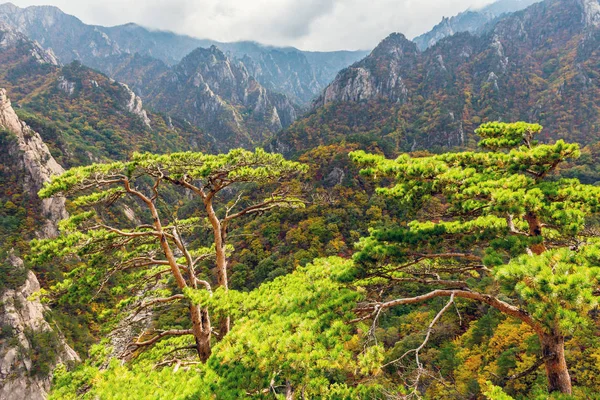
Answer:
xmin=20 ymin=122 xmax=600 ymax=399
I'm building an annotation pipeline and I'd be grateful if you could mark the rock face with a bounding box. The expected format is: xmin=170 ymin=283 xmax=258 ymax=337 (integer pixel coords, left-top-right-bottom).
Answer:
xmin=0 ymin=256 xmax=80 ymax=400
xmin=0 ymin=3 xmax=121 ymax=63
xmin=0 ymin=88 xmax=79 ymax=400
xmin=581 ymin=0 xmax=600 ymax=26
xmin=146 ymin=46 xmax=298 ymax=150
xmin=121 ymin=83 xmax=151 ymax=128
xmin=0 ymin=3 xmax=367 ymax=106
xmin=413 ymin=0 xmax=542 ymax=50
xmin=281 ymin=0 xmax=600 ymax=154
xmin=0 ymin=88 xmax=66 ymax=237
xmin=0 ymin=21 xmax=58 ymax=65
xmin=316 ymin=33 xmax=418 ymax=108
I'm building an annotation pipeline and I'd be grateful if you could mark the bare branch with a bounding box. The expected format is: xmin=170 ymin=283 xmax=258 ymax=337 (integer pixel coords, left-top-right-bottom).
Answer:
xmin=225 ymin=191 xmax=244 ymax=218
xmin=164 ymin=175 xmax=206 ymax=199
xmin=386 ymin=294 xmax=455 ymax=369
xmin=150 ymin=173 xmax=163 ymax=201
xmin=355 ymin=289 xmax=545 ymax=336
xmin=123 ymin=177 xmax=153 ymax=205
xmin=154 ymin=358 xmax=202 ymax=370
xmin=223 ymin=196 xmax=302 ymax=223
xmin=507 ymin=214 xmax=528 ymax=236
xmin=131 ymin=295 xmax=185 ymax=319
xmin=171 ymin=225 xmax=198 ymax=289
xmin=133 ymin=329 xmax=193 ymax=347
xmin=89 ymin=224 xmax=160 ymax=238
xmin=195 ymin=278 xmax=213 ymax=293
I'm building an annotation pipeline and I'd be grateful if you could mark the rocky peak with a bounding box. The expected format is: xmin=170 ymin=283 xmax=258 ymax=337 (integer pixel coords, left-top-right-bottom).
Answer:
xmin=146 ymin=45 xmax=298 ymax=150
xmin=0 ymin=3 xmax=367 ymax=107
xmin=0 ymin=88 xmax=67 ymax=237
xmin=314 ymin=33 xmax=418 ymax=108
xmin=283 ymin=0 xmax=600 ymax=154
xmin=0 ymin=24 xmax=59 ymax=65
xmin=413 ymin=0 xmax=542 ymax=50
xmin=175 ymin=46 xmax=251 ymax=103
xmin=372 ymin=32 xmax=418 ymax=57
xmin=0 ymin=3 xmax=122 ymax=63
xmin=182 ymin=45 xmax=229 ymax=66
xmin=580 ymin=0 xmax=600 ymax=26
xmin=0 ymin=2 xmax=18 ymax=12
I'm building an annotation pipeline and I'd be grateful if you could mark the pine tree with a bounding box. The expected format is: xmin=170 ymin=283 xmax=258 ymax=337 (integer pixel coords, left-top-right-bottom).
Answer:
xmin=32 ymin=148 xmax=306 ymax=362
xmin=350 ymin=122 xmax=600 ymax=394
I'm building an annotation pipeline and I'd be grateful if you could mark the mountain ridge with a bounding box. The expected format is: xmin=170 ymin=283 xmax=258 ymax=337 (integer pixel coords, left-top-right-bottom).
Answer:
xmin=278 ymin=0 xmax=600 ymax=155
xmin=413 ymin=0 xmax=543 ymax=50
xmin=0 ymin=2 xmax=368 ymax=105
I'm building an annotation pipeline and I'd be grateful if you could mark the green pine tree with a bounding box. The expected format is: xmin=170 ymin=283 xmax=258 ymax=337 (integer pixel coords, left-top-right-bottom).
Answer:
xmin=350 ymin=122 xmax=600 ymax=395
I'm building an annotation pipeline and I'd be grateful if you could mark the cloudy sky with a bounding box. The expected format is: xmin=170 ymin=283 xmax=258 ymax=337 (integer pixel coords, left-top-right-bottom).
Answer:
xmin=9 ymin=0 xmax=500 ymax=51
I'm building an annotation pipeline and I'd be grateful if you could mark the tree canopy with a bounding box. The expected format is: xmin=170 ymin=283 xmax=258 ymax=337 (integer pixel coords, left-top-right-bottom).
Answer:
xmin=350 ymin=122 xmax=600 ymax=395
xmin=32 ymin=148 xmax=307 ymax=362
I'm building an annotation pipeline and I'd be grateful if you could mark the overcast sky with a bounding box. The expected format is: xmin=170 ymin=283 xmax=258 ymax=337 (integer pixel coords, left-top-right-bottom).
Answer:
xmin=9 ymin=0 xmax=499 ymax=51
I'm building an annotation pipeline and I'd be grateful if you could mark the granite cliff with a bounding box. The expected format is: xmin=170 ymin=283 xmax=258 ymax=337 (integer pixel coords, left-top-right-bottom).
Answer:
xmin=0 ymin=88 xmax=79 ymax=400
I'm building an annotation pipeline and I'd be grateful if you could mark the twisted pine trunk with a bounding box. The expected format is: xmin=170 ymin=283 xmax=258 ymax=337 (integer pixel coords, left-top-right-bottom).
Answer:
xmin=205 ymin=199 xmax=231 ymax=337
xmin=149 ymin=199 xmax=213 ymax=362
xmin=541 ymin=333 xmax=572 ymax=394
xmin=190 ymin=305 xmax=212 ymax=362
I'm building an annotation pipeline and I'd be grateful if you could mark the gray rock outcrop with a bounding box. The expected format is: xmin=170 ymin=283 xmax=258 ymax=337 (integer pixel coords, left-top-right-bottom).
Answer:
xmin=314 ymin=33 xmax=417 ymax=108
xmin=0 ymin=88 xmax=78 ymax=399
xmin=413 ymin=0 xmax=542 ymax=50
xmin=0 ymin=254 xmax=79 ymax=400
xmin=0 ymin=88 xmax=67 ymax=237
xmin=121 ymin=83 xmax=151 ymax=128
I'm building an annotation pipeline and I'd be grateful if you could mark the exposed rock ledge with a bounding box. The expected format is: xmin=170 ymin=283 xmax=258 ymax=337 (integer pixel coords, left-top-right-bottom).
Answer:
xmin=0 ymin=88 xmax=67 ymax=237
xmin=121 ymin=83 xmax=151 ymax=128
xmin=0 ymin=89 xmax=79 ymax=399
xmin=0 ymin=254 xmax=80 ymax=400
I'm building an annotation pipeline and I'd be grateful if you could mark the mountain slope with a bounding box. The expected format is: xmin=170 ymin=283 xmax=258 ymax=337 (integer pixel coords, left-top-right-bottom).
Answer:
xmin=413 ymin=0 xmax=542 ymax=50
xmin=0 ymin=25 xmax=211 ymax=165
xmin=0 ymin=86 xmax=80 ymax=400
xmin=0 ymin=3 xmax=367 ymax=105
xmin=278 ymin=0 xmax=600 ymax=155
xmin=145 ymin=45 xmax=297 ymax=151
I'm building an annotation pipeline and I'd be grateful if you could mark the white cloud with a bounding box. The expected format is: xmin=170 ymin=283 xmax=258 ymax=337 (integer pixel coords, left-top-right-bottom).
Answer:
xmin=8 ymin=0 xmax=498 ymax=50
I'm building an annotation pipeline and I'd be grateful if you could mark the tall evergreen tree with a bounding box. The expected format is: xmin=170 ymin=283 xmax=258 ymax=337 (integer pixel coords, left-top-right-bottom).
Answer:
xmin=32 ymin=148 xmax=306 ymax=362
xmin=350 ymin=122 xmax=600 ymax=394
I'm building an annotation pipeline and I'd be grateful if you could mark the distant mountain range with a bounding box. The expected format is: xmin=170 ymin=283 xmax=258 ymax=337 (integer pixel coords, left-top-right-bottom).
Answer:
xmin=277 ymin=0 xmax=600 ymax=155
xmin=0 ymin=0 xmax=560 ymax=152
xmin=0 ymin=25 xmax=211 ymax=165
xmin=0 ymin=3 xmax=368 ymax=105
xmin=413 ymin=0 xmax=543 ymax=50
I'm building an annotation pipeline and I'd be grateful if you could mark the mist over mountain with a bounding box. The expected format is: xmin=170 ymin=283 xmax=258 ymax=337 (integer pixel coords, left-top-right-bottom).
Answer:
xmin=0 ymin=3 xmax=368 ymax=105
